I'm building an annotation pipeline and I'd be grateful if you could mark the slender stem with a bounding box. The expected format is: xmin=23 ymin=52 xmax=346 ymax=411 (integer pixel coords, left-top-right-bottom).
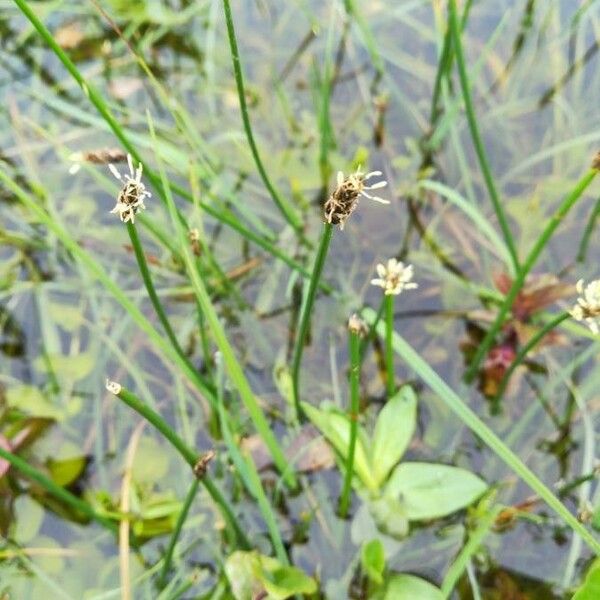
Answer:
xmin=359 ymin=297 xmax=385 ymax=360
xmin=0 ymin=446 xmax=116 ymax=533
xmin=159 ymin=479 xmax=200 ymax=588
xmin=364 ymin=307 xmax=600 ymax=557
xmin=148 ymin=115 xmax=296 ymax=488
xmin=221 ymin=0 xmax=303 ymax=233
xmin=494 ymin=312 xmax=570 ymax=404
xmin=441 ymin=505 xmax=502 ymax=598
xmin=339 ymin=326 xmax=360 ymax=518
xmin=448 ymin=0 xmax=520 ymax=275
xmin=430 ymin=0 xmax=473 ymax=127
xmin=385 ymin=294 xmax=395 ymax=397
xmin=465 ymin=168 xmax=597 ymax=381
xmin=126 ymin=222 xmax=188 ymax=363
xmin=291 ymin=223 xmax=335 ymax=420
xmin=577 ymin=195 xmax=600 ymax=262
xmin=114 ymin=386 xmax=250 ymax=549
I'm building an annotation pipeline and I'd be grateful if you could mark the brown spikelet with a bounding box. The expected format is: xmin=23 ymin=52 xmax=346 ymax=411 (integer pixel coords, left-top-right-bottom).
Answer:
xmin=83 ymin=148 xmax=128 ymax=165
xmin=592 ymin=151 xmax=600 ymax=171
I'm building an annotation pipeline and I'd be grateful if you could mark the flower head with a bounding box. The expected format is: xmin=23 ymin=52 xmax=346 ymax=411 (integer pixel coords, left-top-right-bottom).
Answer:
xmin=371 ymin=259 xmax=417 ymax=296
xmin=108 ymin=153 xmax=151 ymax=224
xmin=324 ymin=167 xmax=389 ymax=230
xmin=570 ymin=278 xmax=600 ymax=334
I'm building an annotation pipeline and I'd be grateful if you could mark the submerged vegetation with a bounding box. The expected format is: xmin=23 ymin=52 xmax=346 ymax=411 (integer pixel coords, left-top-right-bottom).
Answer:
xmin=2 ymin=0 xmax=600 ymax=598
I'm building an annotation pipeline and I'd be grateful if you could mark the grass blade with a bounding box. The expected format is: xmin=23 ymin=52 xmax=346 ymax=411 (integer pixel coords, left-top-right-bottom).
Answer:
xmin=448 ymin=0 xmax=519 ymax=274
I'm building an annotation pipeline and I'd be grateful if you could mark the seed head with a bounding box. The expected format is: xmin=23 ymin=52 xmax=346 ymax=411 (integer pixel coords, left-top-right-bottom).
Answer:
xmin=105 ymin=379 xmax=122 ymax=395
xmin=371 ymin=259 xmax=418 ymax=296
xmin=324 ymin=168 xmax=389 ymax=230
xmin=108 ymin=154 xmax=151 ymax=224
xmin=348 ymin=313 xmax=368 ymax=336
xmin=570 ymin=278 xmax=600 ymax=334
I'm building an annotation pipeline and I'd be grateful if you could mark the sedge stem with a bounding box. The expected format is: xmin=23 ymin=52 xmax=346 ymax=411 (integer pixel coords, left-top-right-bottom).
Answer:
xmin=291 ymin=222 xmax=334 ymax=420
xmin=158 ymin=479 xmax=200 ymax=588
xmin=221 ymin=0 xmax=303 ymax=233
xmin=448 ymin=0 xmax=519 ymax=275
xmin=385 ymin=294 xmax=395 ymax=397
xmin=0 ymin=446 xmax=116 ymax=534
xmin=114 ymin=386 xmax=250 ymax=549
xmin=339 ymin=325 xmax=361 ymax=518
xmin=494 ymin=312 xmax=570 ymax=406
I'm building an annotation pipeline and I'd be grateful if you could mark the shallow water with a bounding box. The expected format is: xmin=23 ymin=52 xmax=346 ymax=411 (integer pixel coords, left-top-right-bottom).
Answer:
xmin=1 ymin=1 xmax=600 ymax=597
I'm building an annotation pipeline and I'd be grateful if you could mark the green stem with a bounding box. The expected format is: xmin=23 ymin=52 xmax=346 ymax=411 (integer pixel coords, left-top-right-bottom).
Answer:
xmin=429 ymin=0 xmax=473 ymax=127
xmin=159 ymin=479 xmax=200 ymax=588
xmin=339 ymin=326 xmax=360 ymax=518
xmin=114 ymin=386 xmax=250 ymax=549
xmin=440 ymin=505 xmax=502 ymax=598
xmin=364 ymin=307 xmax=600 ymax=557
xmin=494 ymin=312 xmax=570 ymax=404
xmin=448 ymin=0 xmax=519 ymax=275
xmin=385 ymin=294 xmax=395 ymax=397
xmin=466 ymin=168 xmax=597 ymax=381
xmin=126 ymin=222 xmax=188 ymax=364
xmin=148 ymin=115 xmax=296 ymax=488
xmin=0 ymin=446 xmax=116 ymax=533
xmin=291 ymin=223 xmax=334 ymax=420
xmin=577 ymin=195 xmax=600 ymax=262
xmin=221 ymin=0 xmax=303 ymax=233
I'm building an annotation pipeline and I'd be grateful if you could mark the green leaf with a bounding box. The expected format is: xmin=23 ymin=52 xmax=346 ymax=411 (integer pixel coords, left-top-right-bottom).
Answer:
xmin=361 ymin=539 xmax=386 ymax=585
xmin=385 ymin=462 xmax=487 ymax=521
xmin=368 ymin=496 xmax=409 ymax=539
xmin=373 ymin=573 xmax=443 ymax=600
xmin=371 ymin=386 xmax=417 ymax=487
xmin=262 ymin=564 xmax=317 ymax=598
xmin=301 ymin=402 xmax=377 ymax=491
xmin=225 ymin=551 xmax=317 ymax=600
xmin=47 ymin=456 xmax=86 ymax=487
xmin=574 ymin=560 xmax=600 ymax=600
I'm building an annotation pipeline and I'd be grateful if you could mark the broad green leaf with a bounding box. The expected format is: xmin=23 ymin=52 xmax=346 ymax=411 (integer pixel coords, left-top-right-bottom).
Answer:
xmin=371 ymin=386 xmax=417 ymax=487
xmin=301 ymin=402 xmax=377 ymax=491
xmin=574 ymin=560 xmax=600 ymax=600
xmin=373 ymin=573 xmax=443 ymax=600
xmin=368 ymin=496 xmax=409 ymax=539
xmin=386 ymin=462 xmax=487 ymax=521
xmin=262 ymin=564 xmax=317 ymax=598
xmin=225 ymin=551 xmax=317 ymax=600
xmin=47 ymin=456 xmax=86 ymax=487
xmin=361 ymin=539 xmax=386 ymax=585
